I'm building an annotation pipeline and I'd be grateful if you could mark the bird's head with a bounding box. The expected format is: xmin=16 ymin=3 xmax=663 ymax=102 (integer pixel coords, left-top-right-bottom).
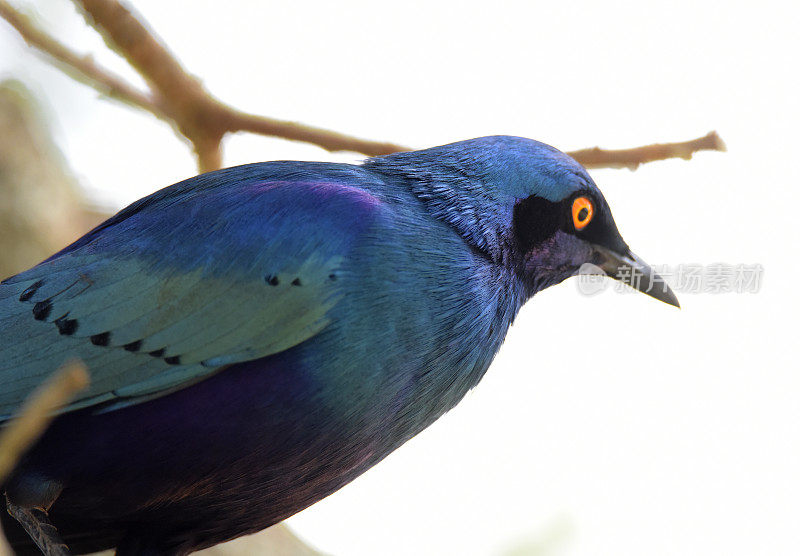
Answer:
xmin=365 ymin=135 xmax=678 ymax=307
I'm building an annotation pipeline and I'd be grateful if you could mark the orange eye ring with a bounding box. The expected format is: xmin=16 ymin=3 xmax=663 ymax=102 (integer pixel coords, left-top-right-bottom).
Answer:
xmin=572 ymin=196 xmax=594 ymax=230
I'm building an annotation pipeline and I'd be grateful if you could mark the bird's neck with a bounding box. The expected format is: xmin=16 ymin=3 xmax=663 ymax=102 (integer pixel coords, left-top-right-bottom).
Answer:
xmin=363 ymin=156 xmax=515 ymax=266
xmin=386 ymin=259 xmax=527 ymax=444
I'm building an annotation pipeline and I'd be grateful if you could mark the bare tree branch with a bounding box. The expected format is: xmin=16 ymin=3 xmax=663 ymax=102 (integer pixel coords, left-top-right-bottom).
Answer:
xmin=0 ymin=0 xmax=409 ymax=172
xmin=223 ymin=110 xmax=413 ymax=157
xmin=73 ymin=0 xmax=414 ymax=163
xmin=0 ymin=0 xmax=725 ymax=172
xmin=0 ymin=1 xmax=724 ymax=173
xmin=72 ymin=0 xmax=227 ymax=171
xmin=569 ymin=130 xmax=727 ymax=170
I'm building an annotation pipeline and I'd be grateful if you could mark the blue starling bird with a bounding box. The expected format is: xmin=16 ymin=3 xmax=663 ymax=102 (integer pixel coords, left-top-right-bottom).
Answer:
xmin=1 ymin=136 xmax=678 ymax=555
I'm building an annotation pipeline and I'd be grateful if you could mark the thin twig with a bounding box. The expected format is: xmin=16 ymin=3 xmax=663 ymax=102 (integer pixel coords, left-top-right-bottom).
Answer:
xmin=0 ymin=361 xmax=89 ymax=485
xmin=224 ymin=110 xmax=411 ymax=157
xmin=568 ymin=131 xmax=727 ymax=170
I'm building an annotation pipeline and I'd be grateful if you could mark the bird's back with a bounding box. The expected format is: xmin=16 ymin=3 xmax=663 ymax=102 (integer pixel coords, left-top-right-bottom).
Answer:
xmin=0 ymin=161 xmax=388 ymax=417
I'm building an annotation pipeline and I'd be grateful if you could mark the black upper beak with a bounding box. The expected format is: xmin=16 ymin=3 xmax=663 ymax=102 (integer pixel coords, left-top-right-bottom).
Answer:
xmin=593 ymin=245 xmax=680 ymax=308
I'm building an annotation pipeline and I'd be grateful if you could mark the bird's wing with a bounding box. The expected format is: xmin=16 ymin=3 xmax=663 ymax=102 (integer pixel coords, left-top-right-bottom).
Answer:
xmin=0 ymin=173 xmax=383 ymax=418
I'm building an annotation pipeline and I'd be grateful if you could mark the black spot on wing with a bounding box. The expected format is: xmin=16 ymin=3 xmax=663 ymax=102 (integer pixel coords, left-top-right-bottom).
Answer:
xmin=291 ymin=278 xmax=302 ymax=286
xmin=19 ymin=280 xmax=44 ymax=302
xmin=54 ymin=315 xmax=78 ymax=336
xmin=91 ymin=332 xmax=111 ymax=346
xmin=124 ymin=340 xmax=143 ymax=352
xmin=148 ymin=348 xmax=165 ymax=358
xmin=164 ymin=355 xmax=181 ymax=365
xmin=32 ymin=300 xmax=52 ymax=321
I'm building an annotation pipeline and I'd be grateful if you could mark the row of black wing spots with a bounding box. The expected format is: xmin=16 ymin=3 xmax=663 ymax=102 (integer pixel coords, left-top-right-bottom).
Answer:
xmin=53 ymin=320 xmax=182 ymax=365
xmin=264 ymin=273 xmax=339 ymax=286
xmin=18 ymin=279 xmax=185 ymax=367
xmin=19 ymin=281 xmax=81 ymax=346
xmin=25 ymin=278 xmax=91 ymax=321
xmin=146 ymin=348 xmax=181 ymax=365
xmin=26 ymin=277 xmax=92 ymax=315
xmin=115 ymin=340 xmax=180 ymax=365
xmin=122 ymin=339 xmax=175 ymax=364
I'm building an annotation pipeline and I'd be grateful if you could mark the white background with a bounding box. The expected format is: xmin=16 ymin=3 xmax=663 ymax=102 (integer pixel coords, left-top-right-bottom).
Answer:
xmin=1 ymin=1 xmax=798 ymax=555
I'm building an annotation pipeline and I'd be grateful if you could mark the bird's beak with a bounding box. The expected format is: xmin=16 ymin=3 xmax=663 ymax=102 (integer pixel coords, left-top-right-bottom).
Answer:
xmin=592 ymin=245 xmax=680 ymax=308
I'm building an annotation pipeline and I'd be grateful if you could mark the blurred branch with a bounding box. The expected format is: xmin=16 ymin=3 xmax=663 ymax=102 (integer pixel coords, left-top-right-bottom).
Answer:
xmin=0 ymin=0 xmax=724 ymax=174
xmin=569 ymin=130 xmax=726 ymax=170
xmin=0 ymin=362 xmax=89 ymax=485
xmin=73 ymin=0 xmax=227 ymax=170
xmin=0 ymin=362 xmax=87 ymax=556
xmin=0 ymin=80 xmax=106 ymax=279
xmin=0 ymin=1 xmax=163 ymax=117
xmin=0 ymin=0 xmax=408 ymax=172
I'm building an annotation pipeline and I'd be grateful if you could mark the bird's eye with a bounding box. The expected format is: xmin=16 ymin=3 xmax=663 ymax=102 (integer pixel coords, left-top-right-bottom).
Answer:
xmin=572 ymin=196 xmax=594 ymax=230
